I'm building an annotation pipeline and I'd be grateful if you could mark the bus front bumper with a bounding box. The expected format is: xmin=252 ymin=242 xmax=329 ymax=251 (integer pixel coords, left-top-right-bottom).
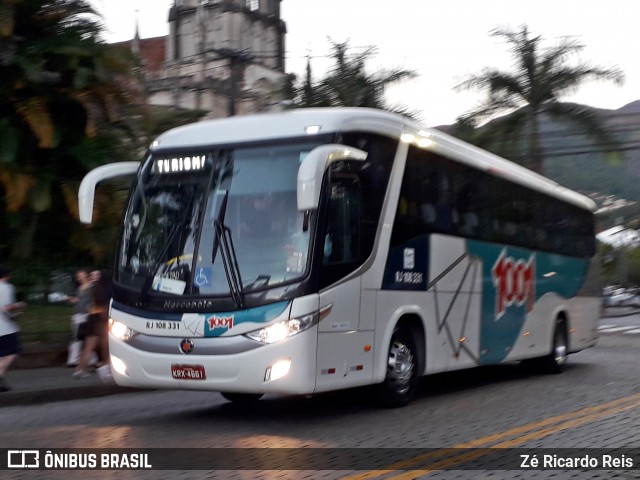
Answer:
xmin=108 ymin=327 xmax=318 ymax=395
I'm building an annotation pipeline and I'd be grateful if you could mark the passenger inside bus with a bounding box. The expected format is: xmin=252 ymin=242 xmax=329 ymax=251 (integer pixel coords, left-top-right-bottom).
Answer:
xmin=240 ymin=192 xmax=290 ymax=237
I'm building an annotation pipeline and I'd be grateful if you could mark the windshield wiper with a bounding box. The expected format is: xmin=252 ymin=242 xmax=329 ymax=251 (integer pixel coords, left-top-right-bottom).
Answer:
xmin=212 ymin=191 xmax=244 ymax=309
xmin=133 ymin=176 xmax=149 ymax=243
xmin=139 ymin=189 xmax=197 ymax=302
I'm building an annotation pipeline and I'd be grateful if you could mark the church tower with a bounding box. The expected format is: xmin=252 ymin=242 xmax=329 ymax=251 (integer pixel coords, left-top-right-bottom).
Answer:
xmin=142 ymin=0 xmax=287 ymax=116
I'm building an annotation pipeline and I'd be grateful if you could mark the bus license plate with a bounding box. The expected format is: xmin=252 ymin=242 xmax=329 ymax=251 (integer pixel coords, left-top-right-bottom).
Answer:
xmin=171 ymin=364 xmax=206 ymax=380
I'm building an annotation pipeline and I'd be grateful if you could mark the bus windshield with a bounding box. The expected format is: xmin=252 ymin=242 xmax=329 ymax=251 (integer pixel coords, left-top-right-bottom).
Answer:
xmin=117 ymin=141 xmax=322 ymax=297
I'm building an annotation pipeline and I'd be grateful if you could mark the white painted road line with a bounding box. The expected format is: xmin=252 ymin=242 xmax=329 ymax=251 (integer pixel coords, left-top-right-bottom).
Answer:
xmin=598 ymin=326 xmax=638 ymax=333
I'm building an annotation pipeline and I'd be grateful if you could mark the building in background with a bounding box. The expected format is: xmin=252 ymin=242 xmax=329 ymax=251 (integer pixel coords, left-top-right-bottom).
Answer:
xmin=597 ymin=225 xmax=640 ymax=249
xmin=116 ymin=0 xmax=287 ymax=117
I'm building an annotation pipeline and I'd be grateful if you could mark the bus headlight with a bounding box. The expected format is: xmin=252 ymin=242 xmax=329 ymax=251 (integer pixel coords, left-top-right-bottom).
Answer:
xmin=110 ymin=320 xmax=135 ymax=341
xmin=245 ymin=312 xmax=318 ymax=344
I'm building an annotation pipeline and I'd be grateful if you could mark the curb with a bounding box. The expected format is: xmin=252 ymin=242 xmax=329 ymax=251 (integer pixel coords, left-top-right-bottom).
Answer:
xmin=0 ymin=384 xmax=137 ymax=408
xmin=13 ymin=349 xmax=68 ymax=369
xmin=601 ymin=307 xmax=640 ymax=318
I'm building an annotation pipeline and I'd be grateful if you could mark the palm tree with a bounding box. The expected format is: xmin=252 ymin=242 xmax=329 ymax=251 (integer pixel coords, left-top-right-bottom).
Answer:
xmin=0 ymin=0 xmax=136 ymax=260
xmin=455 ymin=25 xmax=624 ymax=174
xmin=290 ymin=40 xmax=419 ymax=117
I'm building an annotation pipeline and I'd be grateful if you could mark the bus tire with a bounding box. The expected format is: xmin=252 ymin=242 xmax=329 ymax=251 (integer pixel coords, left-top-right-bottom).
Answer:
xmin=525 ymin=318 xmax=568 ymax=374
xmin=377 ymin=328 xmax=418 ymax=408
xmin=220 ymin=392 xmax=263 ymax=403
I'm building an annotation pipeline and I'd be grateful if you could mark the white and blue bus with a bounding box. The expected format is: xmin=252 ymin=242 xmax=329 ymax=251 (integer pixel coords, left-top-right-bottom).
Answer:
xmin=79 ymin=107 xmax=599 ymax=406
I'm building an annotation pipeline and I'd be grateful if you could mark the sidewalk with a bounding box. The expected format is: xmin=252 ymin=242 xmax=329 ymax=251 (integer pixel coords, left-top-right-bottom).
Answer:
xmin=0 ymin=340 xmax=145 ymax=407
xmin=0 ymin=363 xmax=140 ymax=408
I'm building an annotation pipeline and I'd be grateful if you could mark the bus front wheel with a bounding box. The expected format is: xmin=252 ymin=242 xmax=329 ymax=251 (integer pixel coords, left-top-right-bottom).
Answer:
xmin=378 ymin=328 xmax=418 ymax=408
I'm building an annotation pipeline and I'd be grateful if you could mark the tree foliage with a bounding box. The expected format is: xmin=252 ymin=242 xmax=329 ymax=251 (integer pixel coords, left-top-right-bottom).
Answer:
xmin=286 ymin=40 xmax=419 ymax=117
xmin=455 ymin=25 xmax=624 ymax=174
xmin=0 ymin=0 xmax=137 ymax=263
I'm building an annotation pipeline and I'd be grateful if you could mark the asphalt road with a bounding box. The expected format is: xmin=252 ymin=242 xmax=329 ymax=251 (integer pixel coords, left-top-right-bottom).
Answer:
xmin=2 ymin=318 xmax=639 ymax=480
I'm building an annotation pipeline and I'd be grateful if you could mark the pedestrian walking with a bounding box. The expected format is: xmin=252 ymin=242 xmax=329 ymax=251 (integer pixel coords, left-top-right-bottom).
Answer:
xmin=0 ymin=266 xmax=26 ymax=392
xmin=90 ymin=269 xmax=101 ymax=284
xmin=75 ymin=271 xmax=113 ymax=382
xmin=67 ymin=268 xmax=93 ymax=371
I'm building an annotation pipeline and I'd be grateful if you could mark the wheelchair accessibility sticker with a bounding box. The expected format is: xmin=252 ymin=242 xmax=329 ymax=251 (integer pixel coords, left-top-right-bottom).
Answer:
xmin=193 ymin=267 xmax=212 ymax=288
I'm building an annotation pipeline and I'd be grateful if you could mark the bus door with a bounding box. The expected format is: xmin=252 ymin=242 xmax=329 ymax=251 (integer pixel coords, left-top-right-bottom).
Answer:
xmin=315 ymin=173 xmax=375 ymax=392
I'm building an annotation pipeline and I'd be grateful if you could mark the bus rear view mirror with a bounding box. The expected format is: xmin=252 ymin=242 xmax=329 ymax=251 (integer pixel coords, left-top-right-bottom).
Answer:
xmin=296 ymin=144 xmax=367 ymax=211
xmin=78 ymin=162 xmax=140 ymax=224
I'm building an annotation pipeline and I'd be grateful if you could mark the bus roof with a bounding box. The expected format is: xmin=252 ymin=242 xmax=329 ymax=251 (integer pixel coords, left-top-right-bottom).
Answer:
xmin=152 ymin=107 xmax=595 ymax=212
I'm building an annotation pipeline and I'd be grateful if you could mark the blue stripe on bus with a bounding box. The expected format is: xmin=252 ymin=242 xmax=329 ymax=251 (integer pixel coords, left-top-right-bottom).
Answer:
xmin=203 ymin=301 xmax=290 ymax=337
xmin=381 ymin=236 xmax=589 ymax=364
xmin=467 ymin=240 xmax=588 ymax=364
xmin=381 ymin=236 xmax=429 ymax=290
xmin=111 ymin=300 xmax=291 ymax=338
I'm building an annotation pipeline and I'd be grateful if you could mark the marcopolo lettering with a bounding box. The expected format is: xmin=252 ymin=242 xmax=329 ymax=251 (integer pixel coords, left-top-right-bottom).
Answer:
xmin=163 ymin=299 xmax=214 ymax=310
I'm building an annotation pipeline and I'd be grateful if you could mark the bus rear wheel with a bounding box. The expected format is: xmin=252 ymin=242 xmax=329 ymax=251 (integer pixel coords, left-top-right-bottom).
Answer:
xmin=220 ymin=392 xmax=263 ymax=403
xmin=378 ymin=328 xmax=418 ymax=408
xmin=524 ymin=319 xmax=568 ymax=374
xmin=544 ymin=320 xmax=568 ymax=373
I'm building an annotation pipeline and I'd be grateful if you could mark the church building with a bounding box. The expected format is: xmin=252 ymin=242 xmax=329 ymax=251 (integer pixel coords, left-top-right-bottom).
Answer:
xmin=117 ymin=0 xmax=287 ymax=117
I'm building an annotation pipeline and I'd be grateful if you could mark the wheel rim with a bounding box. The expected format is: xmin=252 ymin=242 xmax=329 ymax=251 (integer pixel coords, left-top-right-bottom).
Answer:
xmin=387 ymin=340 xmax=415 ymax=394
xmin=554 ymin=329 xmax=567 ymax=366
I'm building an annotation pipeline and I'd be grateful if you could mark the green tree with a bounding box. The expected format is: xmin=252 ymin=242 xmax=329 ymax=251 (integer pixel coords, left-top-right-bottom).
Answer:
xmin=65 ymin=105 xmax=208 ymax=264
xmin=0 ymin=0 xmax=136 ymax=262
xmin=289 ymin=40 xmax=418 ymax=116
xmin=455 ymin=25 xmax=624 ymax=174
xmin=626 ymin=247 xmax=640 ymax=286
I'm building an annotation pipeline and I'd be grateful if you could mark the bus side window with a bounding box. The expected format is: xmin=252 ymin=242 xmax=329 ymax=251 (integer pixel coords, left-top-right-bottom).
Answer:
xmin=320 ymin=175 xmax=363 ymax=288
xmin=324 ymin=178 xmax=361 ymax=265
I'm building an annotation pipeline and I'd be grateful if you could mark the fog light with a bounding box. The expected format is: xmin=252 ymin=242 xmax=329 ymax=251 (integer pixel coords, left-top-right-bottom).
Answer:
xmin=264 ymin=359 xmax=291 ymax=382
xmin=110 ymin=354 xmax=128 ymax=376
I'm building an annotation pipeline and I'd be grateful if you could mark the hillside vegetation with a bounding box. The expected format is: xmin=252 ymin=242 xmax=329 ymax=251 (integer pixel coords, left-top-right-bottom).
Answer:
xmin=441 ymin=100 xmax=640 ymax=202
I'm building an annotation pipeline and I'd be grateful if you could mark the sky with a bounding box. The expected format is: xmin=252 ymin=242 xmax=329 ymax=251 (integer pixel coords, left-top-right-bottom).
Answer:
xmin=90 ymin=0 xmax=640 ymax=126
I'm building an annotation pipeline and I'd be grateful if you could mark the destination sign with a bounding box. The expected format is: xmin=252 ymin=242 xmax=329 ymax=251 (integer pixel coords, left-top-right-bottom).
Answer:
xmin=151 ymin=154 xmax=207 ymax=174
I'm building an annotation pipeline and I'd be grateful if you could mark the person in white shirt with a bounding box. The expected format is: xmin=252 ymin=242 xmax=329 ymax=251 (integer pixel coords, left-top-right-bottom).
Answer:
xmin=0 ymin=266 xmax=26 ymax=392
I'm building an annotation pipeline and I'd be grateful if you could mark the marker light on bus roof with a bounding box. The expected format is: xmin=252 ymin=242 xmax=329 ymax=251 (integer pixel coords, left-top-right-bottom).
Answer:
xmin=305 ymin=125 xmax=322 ymax=134
xmin=417 ymin=137 xmax=433 ymax=148
xmin=400 ymin=132 xmax=433 ymax=148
